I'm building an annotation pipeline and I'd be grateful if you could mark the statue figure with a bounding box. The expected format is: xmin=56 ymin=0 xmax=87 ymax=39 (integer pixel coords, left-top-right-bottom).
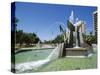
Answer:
xmin=59 ymin=11 xmax=85 ymax=48
xmin=66 ymin=11 xmax=85 ymax=48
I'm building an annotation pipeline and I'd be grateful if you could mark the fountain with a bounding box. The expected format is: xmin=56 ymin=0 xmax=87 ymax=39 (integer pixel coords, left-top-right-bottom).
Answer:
xmin=63 ymin=11 xmax=93 ymax=57
xmin=37 ymin=41 xmax=41 ymax=48
xmin=74 ymin=21 xmax=82 ymax=48
xmin=15 ymin=11 xmax=93 ymax=73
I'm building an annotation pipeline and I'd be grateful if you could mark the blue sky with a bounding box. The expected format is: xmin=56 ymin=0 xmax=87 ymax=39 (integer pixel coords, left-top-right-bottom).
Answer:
xmin=15 ymin=2 xmax=97 ymax=41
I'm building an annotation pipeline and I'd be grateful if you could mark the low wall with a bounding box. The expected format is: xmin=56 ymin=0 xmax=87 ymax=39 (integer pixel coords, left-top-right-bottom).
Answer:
xmin=65 ymin=48 xmax=88 ymax=56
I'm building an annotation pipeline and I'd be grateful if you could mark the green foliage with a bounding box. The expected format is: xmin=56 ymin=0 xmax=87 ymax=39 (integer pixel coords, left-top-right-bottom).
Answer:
xmin=14 ymin=17 xmax=40 ymax=47
xmin=52 ymin=34 xmax=64 ymax=43
xmin=16 ymin=30 xmax=40 ymax=47
xmin=83 ymin=34 xmax=97 ymax=45
xmin=43 ymin=40 xmax=52 ymax=44
xmin=14 ymin=17 xmax=19 ymax=24
xmin=43 ymin=34 xmax=64 ymax=44
xmin=16 ymin=30 xmax=23 ymax=44
xmin=12 ymin=17 xmax=19 ymax=30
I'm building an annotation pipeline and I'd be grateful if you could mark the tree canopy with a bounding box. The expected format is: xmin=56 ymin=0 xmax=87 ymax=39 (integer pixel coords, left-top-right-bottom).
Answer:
xmin=16 ymin=30 xmax=40 ymax=46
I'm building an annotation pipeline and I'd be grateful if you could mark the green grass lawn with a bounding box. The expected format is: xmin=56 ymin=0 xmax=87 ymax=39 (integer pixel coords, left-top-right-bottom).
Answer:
xmin=30 ymin=49 xmax=97 ymax=72
xmin=15 ymin=48 xmax=97 ymax=73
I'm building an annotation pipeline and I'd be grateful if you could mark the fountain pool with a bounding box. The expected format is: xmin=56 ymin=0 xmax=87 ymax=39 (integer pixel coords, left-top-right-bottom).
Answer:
xmin=15 ymin=44 xmax=63 ymax=73
xmin=15 ymin=48 xmax=53 ymax=64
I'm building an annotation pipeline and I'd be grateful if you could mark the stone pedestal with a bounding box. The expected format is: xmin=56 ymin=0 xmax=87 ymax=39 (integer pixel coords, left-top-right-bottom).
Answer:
xmin=65 ymin=48 xmax=88 ymax=56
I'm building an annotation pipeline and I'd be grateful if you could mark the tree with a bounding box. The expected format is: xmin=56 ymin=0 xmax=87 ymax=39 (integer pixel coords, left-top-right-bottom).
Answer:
xmin=16 ymin=30 xmax=23 ymax=46
xmin=83 ymin=34 xmax=97 ymax=45
xmin=16 ymin=30 xmax=40 ymax=47
xmin=12 ymin=17 xmax=19 ymax=31
xmin=52 ymin=34 xmax=64 ymax=43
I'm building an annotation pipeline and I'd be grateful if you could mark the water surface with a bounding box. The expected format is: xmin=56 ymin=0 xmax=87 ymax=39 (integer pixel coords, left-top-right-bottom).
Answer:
xmin=15 ymin=48 xmax=53 ymax=64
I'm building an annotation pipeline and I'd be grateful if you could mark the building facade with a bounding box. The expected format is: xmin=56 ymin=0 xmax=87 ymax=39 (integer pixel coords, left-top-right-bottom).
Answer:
xmin=93 ymin=11 xmax=97 ymax=37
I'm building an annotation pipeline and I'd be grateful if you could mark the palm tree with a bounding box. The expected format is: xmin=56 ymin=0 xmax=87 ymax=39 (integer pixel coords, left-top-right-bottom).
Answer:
xmin=13 ymin=17 xmax=19 ymax=31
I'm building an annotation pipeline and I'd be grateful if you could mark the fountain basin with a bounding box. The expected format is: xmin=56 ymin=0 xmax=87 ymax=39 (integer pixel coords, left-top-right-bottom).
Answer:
xmin=15 ymin=48 xmax=53 ymax=64
xmin=65 ymin=47 xmax=89 ymax=56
